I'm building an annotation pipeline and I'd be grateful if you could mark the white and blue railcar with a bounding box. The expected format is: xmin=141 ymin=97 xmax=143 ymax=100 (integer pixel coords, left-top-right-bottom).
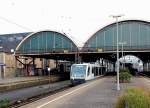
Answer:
xmin=70 ymin=63 xmax=105 ymax=85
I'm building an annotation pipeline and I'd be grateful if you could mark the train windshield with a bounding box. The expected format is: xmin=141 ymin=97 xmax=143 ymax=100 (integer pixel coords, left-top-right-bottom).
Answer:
xmin=71 ymin=65 xmax=87 ymax=77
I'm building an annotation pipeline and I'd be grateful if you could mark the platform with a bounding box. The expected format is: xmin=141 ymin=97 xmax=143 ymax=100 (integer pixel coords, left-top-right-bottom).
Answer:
xmin=20 ymin=76 xmax=150 ymax=108
xmin=0 ymin=76 xmax=61 ymax=92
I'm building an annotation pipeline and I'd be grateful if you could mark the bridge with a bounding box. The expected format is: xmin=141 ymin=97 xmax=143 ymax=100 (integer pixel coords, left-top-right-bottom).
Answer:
xmin=15 ymin=20 xmax=150 ymax=73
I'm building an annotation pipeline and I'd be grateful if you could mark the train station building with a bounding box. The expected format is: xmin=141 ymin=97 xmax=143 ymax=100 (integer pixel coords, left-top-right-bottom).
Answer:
xmin=1 ymin=20 xmax=150 ymax=78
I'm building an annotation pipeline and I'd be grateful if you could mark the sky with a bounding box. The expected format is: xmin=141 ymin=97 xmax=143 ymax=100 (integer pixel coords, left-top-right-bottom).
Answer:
xmin=0 ymin=0 xmax=150 ymax=47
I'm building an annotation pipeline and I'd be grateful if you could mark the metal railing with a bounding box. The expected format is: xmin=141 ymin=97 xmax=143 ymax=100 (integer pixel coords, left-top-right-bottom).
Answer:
xmin=15 ymin=45 xmax=150 ymax=55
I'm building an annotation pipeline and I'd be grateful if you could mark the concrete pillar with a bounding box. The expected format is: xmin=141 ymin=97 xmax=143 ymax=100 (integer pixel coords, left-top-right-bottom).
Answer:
xmin=148 ymin=60 xmax=150 ymax=72
xmin=33 ymin=58 xmax=35 ymax=75
xmin=106 ymin=60 xmax=108 ymax=72
xmin=147 ymin=62 xmax=148 ymax=72
xmin=74 ymin=50 xmax=80 ymax=64
xmin=148 ymin=61 xmax=150 ymax=71
xmin=3 ymin=53 xmax=5 ymax=78
xmin=24 ymin=58 xmax=28 ymax=76
xmin=113 ymin=63 xmax=116 ymax=72
xmin=143 ymin=63 xmax=146 ymax=72
xmin=56 ymin=59 xmax=58 ymax=68
xmin=15 ymin=56 xmax=18 ymax=77
xmin=1 ymin=66 xmax=4 ymax=79
xmin=102 ymin=59 xmax=104 ymax=66
xmin=75 ymin=53 xmax=77 ymax=63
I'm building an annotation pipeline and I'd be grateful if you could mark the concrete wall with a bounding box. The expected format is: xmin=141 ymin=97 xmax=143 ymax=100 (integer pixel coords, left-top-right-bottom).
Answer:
xmin=5 ymin=53 xmax=16 ymax=78
xmin=35 ymin=58 xmax=42 ymax=68
xmin=49 ymin=59 xmax=56 ymax=68
xmin=0 ymin=53 xmax=16 ymax=78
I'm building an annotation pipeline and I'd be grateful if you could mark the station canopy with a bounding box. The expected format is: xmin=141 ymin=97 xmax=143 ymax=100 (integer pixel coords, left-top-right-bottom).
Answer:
xmin=15 ymin=30 xmax=78 ymax=61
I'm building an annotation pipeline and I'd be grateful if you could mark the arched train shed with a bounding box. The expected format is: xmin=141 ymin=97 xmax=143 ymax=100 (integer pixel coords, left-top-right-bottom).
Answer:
xmin=82 ymin=20 xmax=150 ymax=62
xmin=15 ymin=30 xmax=78 ymax=61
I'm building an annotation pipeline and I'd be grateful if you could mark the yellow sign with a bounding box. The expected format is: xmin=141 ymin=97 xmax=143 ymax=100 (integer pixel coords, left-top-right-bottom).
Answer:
xmin=64 ymin=50 xmax=68 ymax=53
xmin=97 ymin=48 xmax=103 ymax=52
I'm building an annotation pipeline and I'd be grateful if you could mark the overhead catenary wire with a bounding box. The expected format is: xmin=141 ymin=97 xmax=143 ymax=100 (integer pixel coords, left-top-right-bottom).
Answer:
xmin=0 ymin=16 xmax=33 ymax=32
xmin=0 ymin=15 xmax=85 ymax=48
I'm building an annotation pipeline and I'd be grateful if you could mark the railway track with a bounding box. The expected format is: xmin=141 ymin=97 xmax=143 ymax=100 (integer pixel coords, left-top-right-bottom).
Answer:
xmin=0 ymin=81 xmax=71 ymax=108
xmin=138 ymin=72 xmax=150 ymax=78
xmin=8 ymin=86 xmax=71 ymax=108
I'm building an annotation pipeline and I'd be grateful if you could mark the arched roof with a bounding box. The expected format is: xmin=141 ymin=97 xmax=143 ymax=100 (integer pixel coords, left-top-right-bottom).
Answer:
xmin=15 ymin=30 xmax=78 ymax=55
xmin=83 ymin=20 xmax=150 ymax=52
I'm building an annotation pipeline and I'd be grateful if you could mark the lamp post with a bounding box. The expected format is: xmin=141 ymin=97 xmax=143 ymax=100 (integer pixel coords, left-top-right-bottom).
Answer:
xmin=118 ymin=42 xmax=126 ymax=69
xmin=47 ymin=67 xmax=51 ymax=88
xmin=110 ymin=15 xmax=124 ymax=91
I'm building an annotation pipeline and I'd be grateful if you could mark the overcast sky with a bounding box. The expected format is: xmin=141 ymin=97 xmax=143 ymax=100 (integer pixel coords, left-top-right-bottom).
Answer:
xmin=0 ymin=0 xmax=150 ymax=47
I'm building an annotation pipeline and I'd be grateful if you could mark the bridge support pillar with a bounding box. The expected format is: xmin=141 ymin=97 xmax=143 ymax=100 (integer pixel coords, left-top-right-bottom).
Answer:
xmin=113 ymin=63 xmax=116 ymax=72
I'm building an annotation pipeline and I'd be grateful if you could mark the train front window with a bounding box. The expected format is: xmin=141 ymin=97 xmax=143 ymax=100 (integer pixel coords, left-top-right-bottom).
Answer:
xmin=71 ymin=65 xmax=87 ymax=77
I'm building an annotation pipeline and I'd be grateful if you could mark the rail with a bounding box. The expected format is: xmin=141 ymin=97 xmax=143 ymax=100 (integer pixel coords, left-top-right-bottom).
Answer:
xmin=2 ymin=80 xmax=71 ymax=108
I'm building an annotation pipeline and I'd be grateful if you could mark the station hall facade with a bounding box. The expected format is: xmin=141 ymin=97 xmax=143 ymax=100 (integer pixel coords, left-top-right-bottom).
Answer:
xmin=1 ymin=20 xmax=150 ymax=78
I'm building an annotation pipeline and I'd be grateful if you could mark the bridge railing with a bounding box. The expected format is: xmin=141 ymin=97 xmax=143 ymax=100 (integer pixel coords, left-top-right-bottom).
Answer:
xmin=15 ymin=47 xmax=79 ymax=55
xmin=81 ymin=45 xmax=150 ymax=52
xmin=15 ymin=45 xmax=150 ymax=55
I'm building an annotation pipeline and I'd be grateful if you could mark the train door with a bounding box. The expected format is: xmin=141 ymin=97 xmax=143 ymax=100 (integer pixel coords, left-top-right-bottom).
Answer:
xmin=92 ymin=67 xmax=96 ymax=76
xmin=87 ymin=66 xmax=90 ymax=77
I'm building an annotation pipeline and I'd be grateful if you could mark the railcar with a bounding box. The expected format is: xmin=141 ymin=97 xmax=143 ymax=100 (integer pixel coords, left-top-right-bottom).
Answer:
xmin=70 ymin=63 xmax=105 ymax=85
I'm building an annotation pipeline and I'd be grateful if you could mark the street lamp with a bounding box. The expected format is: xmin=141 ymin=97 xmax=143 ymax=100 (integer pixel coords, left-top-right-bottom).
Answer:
xmin=118 ymin=42 xmax=126 ymax=69
xmin=110 ymin=15 xmax=124 ymax=91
